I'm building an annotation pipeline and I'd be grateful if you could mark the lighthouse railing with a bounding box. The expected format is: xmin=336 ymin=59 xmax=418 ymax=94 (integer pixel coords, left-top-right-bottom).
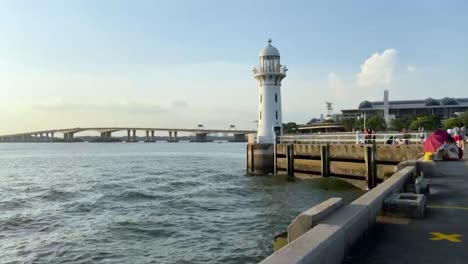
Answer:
xmin=253 ymin=65 xmax=288 ymax=75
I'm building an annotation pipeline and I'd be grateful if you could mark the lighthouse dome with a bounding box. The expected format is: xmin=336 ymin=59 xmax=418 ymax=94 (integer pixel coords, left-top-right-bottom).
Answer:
xmin=259 ymin=39 xmax=280 ymax=57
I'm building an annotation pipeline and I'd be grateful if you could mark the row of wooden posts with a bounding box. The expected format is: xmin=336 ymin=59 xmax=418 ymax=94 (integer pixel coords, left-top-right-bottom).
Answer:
xmin=278 ymin=144 xmax=380 ymax=189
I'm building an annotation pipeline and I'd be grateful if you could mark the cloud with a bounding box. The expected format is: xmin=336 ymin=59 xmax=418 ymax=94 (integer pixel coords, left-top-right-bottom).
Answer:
xmin=357 ymin=49 xmax=398 ymax=87
xmin=407 ymin=65 xmax=416 ymax=72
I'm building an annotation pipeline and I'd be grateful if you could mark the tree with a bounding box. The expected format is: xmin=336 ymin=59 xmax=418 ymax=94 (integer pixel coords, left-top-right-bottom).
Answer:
xmin=366 ymin=116 xmax=387 ymax=131
xmin=410 ymin=115 xmax=440 ymax=131
xmin=457 ymin=111 xmax=468 ymax=126
xmin=389 ymin=119 xmax=404 ymax=131
xmin=341 ymin=118 xmax=356 ymax=131
xmin=282 ymin=122 xmax=298 ymax=134
xmin=444 ymin=117 xmax=460 ymax=129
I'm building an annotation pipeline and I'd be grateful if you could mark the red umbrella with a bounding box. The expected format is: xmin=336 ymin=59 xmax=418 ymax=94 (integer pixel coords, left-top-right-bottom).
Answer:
xmin=424 ymin=130 xmax=449 ymax=153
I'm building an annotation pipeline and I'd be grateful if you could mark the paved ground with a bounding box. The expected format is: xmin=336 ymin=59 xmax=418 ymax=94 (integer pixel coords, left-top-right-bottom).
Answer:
xmin=345 ymin=158 xmax=468 ymax=264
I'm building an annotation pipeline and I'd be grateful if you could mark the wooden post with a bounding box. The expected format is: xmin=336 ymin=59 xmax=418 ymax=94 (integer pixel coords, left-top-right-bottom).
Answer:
xmin=246 ymin=144 xmax=249 ymax=175
xmin=321 ymin=144 xmax=330 ymax=177
xmin=247 ymin=144 xmax=255 ymax=176
xmin=365 ymin=143 xmax=377 ymax=189
xmin=286 ymin=144 xmax=294 ymax=178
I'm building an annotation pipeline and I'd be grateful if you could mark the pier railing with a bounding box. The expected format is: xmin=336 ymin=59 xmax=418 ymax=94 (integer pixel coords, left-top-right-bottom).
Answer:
xmin=278 ymin=132 xmax=427 ymax=145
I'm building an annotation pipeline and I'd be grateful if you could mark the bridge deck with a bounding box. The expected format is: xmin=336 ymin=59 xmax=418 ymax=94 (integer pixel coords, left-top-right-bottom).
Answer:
xmin=345 ymin=156 xmax=468 ymax=264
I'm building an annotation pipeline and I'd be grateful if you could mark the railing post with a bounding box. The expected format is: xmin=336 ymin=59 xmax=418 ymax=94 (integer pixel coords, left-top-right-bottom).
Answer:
xmin=321 ymin=144 xmax=330 ymax=177
xmin=286 ymin=144 xmax=295 ymax=178
xmin=365 ymin=143 xmax=377 ymax=189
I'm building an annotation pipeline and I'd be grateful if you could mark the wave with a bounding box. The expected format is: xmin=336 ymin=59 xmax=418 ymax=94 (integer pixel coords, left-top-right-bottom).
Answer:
xmin=37 ymin=189 xmax=78 ymax=201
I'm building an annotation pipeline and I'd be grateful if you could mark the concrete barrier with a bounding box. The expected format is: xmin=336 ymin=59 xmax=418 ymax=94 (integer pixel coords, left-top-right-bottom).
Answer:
xmin=287 ymin=198 xmax=344 ymax=243
xmin=259 ymin=166 xmax=416 ymax=264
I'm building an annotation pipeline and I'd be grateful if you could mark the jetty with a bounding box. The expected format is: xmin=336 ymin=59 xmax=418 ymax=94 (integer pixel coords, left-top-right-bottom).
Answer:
xmin=255 ymin=135 xmax=467 ymax=263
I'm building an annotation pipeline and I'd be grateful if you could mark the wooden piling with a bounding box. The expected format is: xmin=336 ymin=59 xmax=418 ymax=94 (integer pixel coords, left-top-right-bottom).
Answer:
xmin=286 ymin=144 xmax=295 ymax=178
xmin=321 ymin=144 xmax=330 ymax=177
xmin=365 ymin=143 xmax=377 ymax=189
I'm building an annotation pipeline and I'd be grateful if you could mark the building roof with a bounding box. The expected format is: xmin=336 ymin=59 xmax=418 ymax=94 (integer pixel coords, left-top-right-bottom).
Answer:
xmin=259 ymin=39 xmax=280 ymax=57
xmin=355 ymin=97 xmax=468 ymax=110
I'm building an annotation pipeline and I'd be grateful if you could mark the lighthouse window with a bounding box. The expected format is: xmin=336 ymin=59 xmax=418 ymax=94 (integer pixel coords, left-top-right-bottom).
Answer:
xmin=275 ymin=93 xmax=277 ymax=103
xmin=276 ymin=110 xmax=278 ymax=120
xmin=260 ymin=111 xmax=262 ymax=120
xmin=260 ymin=94 xmax=262 ymax=103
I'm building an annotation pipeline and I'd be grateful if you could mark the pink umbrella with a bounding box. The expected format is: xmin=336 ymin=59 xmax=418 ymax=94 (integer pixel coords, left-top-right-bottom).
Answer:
xmin=424 ymin=130 xmax=449 ymax=153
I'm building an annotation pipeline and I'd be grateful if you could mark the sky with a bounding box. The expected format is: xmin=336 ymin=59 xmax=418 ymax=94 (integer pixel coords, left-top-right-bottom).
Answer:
xmin=0 ymin=0 xmax=467 ymax=135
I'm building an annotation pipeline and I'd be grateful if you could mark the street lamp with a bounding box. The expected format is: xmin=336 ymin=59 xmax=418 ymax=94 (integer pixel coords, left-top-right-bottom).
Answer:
xmin=358 ymin=112 xmax=367 ymax=130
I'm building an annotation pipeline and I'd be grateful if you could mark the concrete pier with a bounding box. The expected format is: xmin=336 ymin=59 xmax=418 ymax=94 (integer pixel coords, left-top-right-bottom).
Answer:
xmin=346 ymin=158 xmax=468 ymax=264
xmin=191 ymin=132 xmax=212 ymax=142
xmin=230 ymin=133 xmax=247 ymax=142
xmin=64 ymin=132 xmax=75 ymax=142
xmin=132 ymin=130 xmax=136 ymax=142
xmin=168 ymin=131 xmax=179 ymax=142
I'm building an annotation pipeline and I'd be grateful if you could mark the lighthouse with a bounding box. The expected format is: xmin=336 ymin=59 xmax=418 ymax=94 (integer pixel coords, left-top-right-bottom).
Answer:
xmin=253 ymin=39 xmax=287 ymax=144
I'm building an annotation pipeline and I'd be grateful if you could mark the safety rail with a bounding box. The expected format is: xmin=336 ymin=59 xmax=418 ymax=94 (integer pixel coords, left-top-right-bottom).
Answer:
xmin=253 ymin=65 xmax=288 ymax=75
xmin=278 ymin=132 xmax=427 ymax=145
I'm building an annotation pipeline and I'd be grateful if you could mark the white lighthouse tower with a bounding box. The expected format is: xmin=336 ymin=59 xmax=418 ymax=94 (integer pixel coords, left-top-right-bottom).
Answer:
xmin=253 ymin=39 xmax=287 ymax=144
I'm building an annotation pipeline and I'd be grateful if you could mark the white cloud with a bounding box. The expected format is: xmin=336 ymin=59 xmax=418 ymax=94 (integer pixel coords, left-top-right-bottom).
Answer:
xmin=407 ymin=65 xmax=416 ymax=72
xmin=357 ymin=49 xmax=398 ymax=87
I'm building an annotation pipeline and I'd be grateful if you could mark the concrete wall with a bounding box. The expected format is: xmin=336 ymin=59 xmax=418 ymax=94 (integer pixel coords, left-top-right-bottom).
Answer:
xmin=260 ymin=166 xmax=415 ymax=264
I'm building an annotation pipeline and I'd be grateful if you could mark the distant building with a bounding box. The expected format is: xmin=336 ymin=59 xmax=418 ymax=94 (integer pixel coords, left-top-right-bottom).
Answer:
xmin=341 ymin=90 xmax=468 ymax=121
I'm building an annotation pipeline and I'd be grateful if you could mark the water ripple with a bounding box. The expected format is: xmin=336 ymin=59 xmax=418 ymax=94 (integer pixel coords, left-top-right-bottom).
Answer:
xmin=0 ymin=143 xmax=362 ymax=264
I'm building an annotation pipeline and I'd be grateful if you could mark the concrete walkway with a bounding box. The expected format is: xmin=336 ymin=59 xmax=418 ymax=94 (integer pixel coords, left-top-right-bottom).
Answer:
xmin=345 ymin=158 xmax=468 ymax=264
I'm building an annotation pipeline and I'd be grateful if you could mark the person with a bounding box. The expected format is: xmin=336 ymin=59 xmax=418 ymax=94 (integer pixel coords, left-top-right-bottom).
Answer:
xmin=386 ymin=136 xmax=394 ymax=145
xmin=454 ymin=131 xmax=462 ymax=148
xmin=355 ymin=129 xmax=361 ymax=145
xmin=402 ymin=128 xmax=410 ymax=145
xmin=435 ymin=137 xmax=461 ymax=160
xmin=459 ymin=123 xmax=466 ymax=149
xmin=364 ymin=129 xmax=370 ymax=144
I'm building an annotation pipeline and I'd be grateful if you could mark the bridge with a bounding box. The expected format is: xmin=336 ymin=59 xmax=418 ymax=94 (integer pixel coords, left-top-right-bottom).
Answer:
xmin=0 ymin=127 xmax=256 ymax=143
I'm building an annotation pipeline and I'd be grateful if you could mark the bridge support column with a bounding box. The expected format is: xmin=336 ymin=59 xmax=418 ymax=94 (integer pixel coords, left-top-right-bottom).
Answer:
xmin=64 ymin=132 xmax=74 ymax=142
xmin=145 ymin=130 xmax=149 ymax=142
xmin=40 ymin=133 xmax=44 ymax=142
xmin=151 ymin=131 xmax=155 ymax=142
xmin=46 ymin=133 xmax=50 ymax=142
xmin=168 ymin=131 xmax=178 ymax=142
xmin=51 ymin=132 xmax=54 ymax=142
xmin=231 ymin=133 xmax=246 ymax=142
xmin=191 ymin=133 xmax=209 ymax=142
xmin=127 ymin=130 xmax=131 ymax=142
xmin=132 ymin=130 xmax=136 ymax=142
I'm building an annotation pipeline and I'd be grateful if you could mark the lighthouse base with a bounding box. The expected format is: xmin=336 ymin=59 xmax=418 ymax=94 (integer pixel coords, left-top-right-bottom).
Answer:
xmin=247 ymin=143 xmax=275 ymax=176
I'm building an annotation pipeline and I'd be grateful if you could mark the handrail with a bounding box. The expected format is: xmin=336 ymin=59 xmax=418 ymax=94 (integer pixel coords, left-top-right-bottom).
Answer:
xmin=253 ymin=65 xmax=288 ymax=75
xmin=278 ymin=132 xmax=427 ymax=145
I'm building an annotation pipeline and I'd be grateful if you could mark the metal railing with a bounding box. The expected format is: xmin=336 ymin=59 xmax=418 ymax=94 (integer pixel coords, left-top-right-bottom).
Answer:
xmin=253 ymin=65 xmax=288 ymax=75
xmin=278 ymin=132 xmax=427 ymax=145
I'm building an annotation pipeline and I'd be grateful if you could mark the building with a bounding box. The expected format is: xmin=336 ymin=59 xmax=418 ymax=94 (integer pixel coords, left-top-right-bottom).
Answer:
xmin=253 ymin=39 xmax=287 ymax=143
xmin=341 ymin=90 xmax=468 ymax=122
